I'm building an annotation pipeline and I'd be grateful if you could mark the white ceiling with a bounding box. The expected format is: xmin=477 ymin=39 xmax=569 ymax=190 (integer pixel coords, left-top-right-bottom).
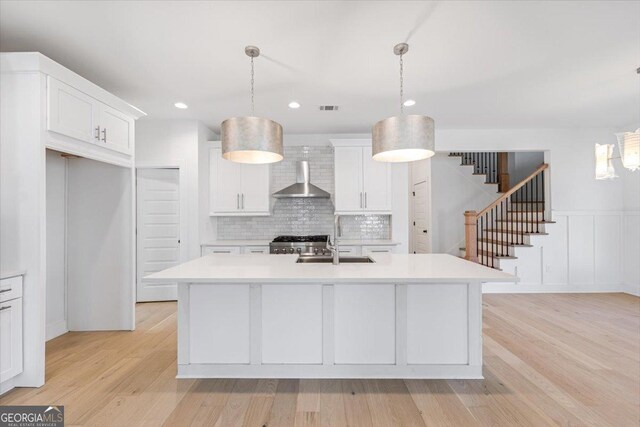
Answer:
xmin=1 ymin=1 xmax=638 ymax=133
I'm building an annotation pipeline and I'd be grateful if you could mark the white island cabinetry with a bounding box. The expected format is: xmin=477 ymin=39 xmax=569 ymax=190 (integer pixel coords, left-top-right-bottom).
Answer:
xmin=146 ymin=253 xmax=513 ymax=379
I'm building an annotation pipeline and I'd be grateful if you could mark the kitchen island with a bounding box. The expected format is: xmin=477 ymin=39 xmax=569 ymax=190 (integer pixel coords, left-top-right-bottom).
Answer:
xmin=145 ymin=253 xmax=514 ymax=379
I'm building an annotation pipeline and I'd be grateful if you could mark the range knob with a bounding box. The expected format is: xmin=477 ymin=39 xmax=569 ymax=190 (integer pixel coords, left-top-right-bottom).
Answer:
xmin=273 ymin=249 xmax=280 ymax=254
xmin=288 ymin=247 xmax=295 ymax=254
xmin=296 ymin=247 xmax=302 ymax=253
xmin=314 ymin=248 xmax=319 ymax=254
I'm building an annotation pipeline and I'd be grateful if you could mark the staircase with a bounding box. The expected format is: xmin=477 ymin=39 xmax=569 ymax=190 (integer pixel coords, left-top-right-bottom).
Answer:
xmin=450 ymin=152 xmax=552 ymax=270
xmin=449 ymin=152 xmax=510 ymax=192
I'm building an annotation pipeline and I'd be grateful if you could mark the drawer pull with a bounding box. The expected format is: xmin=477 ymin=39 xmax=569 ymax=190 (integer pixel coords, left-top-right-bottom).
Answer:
xmin=0 ymin=289 xmax=11 ymax=293
xmin=0 ymin=306 xmax=10 ymax=311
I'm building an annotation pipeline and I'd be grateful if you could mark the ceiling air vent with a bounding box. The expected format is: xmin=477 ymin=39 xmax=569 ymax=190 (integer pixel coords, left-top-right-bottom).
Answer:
xmin=319 ymin=105 xmax=339 ymax=111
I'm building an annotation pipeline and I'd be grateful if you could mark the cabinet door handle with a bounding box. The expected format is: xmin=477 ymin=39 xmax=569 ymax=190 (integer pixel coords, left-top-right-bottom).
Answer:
xmin=0 ymin=289 xmax=11 ymax=293
xmin=0 ymin=305 xmax=10 ymax=311
xmin=95 ymin=126 xmax=101 ymax=140
xmin=360 ymin=192 xmax=363 ymax=208
xmin=241 ymin=194 xmax=244 ymax=209
xmin=365 ymin=192 xmax=367 ymax=208
xmin=237 ymin=194 xmax=240 ymax=209
xmin=101 ymin=128 xmax=107 ymax=142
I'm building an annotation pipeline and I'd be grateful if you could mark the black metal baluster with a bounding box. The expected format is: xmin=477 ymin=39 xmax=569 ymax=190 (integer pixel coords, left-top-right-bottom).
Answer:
xmin=534 ymin=175 xmax=540 ymax=233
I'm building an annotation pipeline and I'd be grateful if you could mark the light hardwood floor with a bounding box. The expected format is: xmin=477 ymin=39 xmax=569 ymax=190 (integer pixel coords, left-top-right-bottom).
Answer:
xmin=1 ymin=293 xmax=638 ymax=426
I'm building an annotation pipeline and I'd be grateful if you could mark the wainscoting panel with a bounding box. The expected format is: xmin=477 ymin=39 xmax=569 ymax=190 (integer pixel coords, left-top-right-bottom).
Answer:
xmin=484 ymin=211 xmax=626 ymax=293
xmin=567 ymin=214 xmax=595 ymax=286
xmin=594 ymin=214 xmax=623 ymax=286
xmin=542 ymin=216 xmax=568 ymax=285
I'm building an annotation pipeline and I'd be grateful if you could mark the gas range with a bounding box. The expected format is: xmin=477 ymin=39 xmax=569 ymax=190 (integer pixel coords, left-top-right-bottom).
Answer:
xmin=269 ymin=235 xmax=331 ymax=255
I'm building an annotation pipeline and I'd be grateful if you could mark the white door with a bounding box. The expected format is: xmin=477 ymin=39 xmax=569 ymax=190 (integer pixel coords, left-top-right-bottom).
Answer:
xmin=210 ymin=148 xmax=242 ymax=214
xmin=412 ymin=180 xmax=430 ymax=253
xmin=136 ymin=168 xmax=182 ymax=301
xmin=240 ymin=163 xmax=269 ymax=213
xmin=334 ymin=146 xmax=363 ymax=213
xmin=362 ymin=146 xmax=392 ymax=212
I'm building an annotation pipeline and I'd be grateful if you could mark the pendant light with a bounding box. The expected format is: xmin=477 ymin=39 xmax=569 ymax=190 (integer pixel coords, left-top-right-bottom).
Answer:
xmin=372 ymin=43 xmax=435 ymax=162
xmin=221 ymin=46 xmax=283 ymax=164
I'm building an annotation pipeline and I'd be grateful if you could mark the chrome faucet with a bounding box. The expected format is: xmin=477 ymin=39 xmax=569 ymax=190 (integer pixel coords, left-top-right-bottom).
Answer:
xmin=327 ymin=215 xmax=341 ymax=265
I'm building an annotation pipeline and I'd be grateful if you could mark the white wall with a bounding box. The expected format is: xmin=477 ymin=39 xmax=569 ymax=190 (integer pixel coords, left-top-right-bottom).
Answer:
xmin=66 ymin=157 xmax=133 ymax=330
xmin=136 ymin=119 xmax=215 ymax=261
xmin=45 ymin=150 xmax=67 ymax=340
xmin=432 ymin=128 xmax=630 ymax=293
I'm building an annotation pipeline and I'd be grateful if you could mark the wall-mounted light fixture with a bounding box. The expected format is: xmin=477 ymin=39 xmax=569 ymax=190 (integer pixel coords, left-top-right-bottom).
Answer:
xmin=616 ymin=129 xmax=640 ymax=172
xmin=595 ymin=143 xmax=617 ymax=180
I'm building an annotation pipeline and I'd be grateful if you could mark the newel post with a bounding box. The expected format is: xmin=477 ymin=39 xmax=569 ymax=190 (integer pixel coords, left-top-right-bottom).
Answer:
xmin=464 ymin=211 xmax=479 ymax=263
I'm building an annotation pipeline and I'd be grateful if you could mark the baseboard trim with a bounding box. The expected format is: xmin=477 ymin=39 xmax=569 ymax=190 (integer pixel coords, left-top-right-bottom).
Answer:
xmin=46 ymin=319 xmax=68 ymax=341
xmin=482 ymin=282 xmax=627 ymax=294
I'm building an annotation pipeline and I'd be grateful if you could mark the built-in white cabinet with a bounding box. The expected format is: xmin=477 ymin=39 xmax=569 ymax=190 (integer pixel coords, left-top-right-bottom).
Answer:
xmin=262 ymin=285 xmax=323 ymax=364
xmin=334 ymin=284 xmax=396 ymax=364
xmin=333 ymin=144 xmax=392 ymax=214
xmin=242 ymin=246 xmax=270 ymax=254
xmin=189 ymin=284 xmax=251 ymax=364
xmin=361 ymin=245 xmax=395 ymax=256
xmin=209 ymin=148 xmax=270 ymax=216
xmin=47 ymin=77 xmax=134 ymax=155
xmin=0 ymin=274 xmax=23 ymax=385
xmin=337 ymin=245 xmax=361 ymax=255
xmin=202 ymin=246 xmax=242 ymax=255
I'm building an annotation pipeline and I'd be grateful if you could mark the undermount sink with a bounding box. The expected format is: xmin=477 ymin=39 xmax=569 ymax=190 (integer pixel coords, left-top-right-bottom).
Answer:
xmin=296 ymin=255 xmax=375 ymax=264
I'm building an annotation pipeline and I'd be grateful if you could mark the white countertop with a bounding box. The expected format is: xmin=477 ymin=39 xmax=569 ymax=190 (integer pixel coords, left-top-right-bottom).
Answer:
xmin=145 ymin=253 xmax=514 ymax=284
xmin=0 ymin=270 xmax=26 ymax=280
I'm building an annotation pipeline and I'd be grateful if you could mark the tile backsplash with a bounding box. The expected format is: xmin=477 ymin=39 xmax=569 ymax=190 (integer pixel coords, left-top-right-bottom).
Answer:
xmin=216 ymin=145 xmax=391 ymax=240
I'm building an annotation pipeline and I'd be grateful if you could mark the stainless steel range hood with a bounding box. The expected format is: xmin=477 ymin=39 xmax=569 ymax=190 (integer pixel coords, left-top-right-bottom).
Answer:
xmin=273 ymin=161 xmax=330 ymax=198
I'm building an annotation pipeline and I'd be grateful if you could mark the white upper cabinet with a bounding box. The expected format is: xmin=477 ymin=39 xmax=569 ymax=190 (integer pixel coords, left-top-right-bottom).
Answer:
xmin=333 ymin=143 xmax=392 ymax=214
xmin=47 ymin=77 xmax=98 ymax=144
xmin=47 ymin=76 xmax=134 ymax=155
xmin=334 ymin=146 xmax=363 ymax=213
xmin=209 ymin=147 xmax=270 ymax=216
xmin=97 ymin=103 xmax=134 ymax=154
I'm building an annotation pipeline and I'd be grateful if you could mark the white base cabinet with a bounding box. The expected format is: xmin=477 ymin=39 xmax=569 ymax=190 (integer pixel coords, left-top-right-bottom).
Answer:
xmin=0 ymin=274 xmax=23 ymax=387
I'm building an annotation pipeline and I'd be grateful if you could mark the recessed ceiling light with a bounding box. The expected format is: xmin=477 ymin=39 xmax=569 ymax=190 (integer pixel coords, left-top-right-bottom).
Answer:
xmin=174 ymin=102 xmax=188 ymax=109
xmin=403 ymin=99 xmax=416 ymax=107
xmin=288 ymin=101 xmax=301 ymax=109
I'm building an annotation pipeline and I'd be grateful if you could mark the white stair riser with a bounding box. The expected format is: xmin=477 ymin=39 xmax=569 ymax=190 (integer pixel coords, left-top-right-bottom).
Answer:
xmin=482 ymin=231 xmax=531 ymax=244
xmin=491 ymin=222 xmax=546 ymax=233
xmin=507 ymin=202 xmax=545 ymax=211
xmin=477 ymin=253 xmax=501 ymax=269
xmin=477 ymin=242 xmax=515 ymax=256
xmin=504 ymin=212 xmax=547 ymax=221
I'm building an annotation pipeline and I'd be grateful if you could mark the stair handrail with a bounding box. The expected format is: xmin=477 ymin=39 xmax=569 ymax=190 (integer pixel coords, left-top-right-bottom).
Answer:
xmin=476 ymin=163 xmax=548 ymax=217
xmin=464 ymin=163 xmax=549 ymax=265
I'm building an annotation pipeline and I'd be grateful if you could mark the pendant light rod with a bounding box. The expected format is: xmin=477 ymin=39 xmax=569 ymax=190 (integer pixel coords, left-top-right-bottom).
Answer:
xmin=245 ymin=46 xmax=260 ymax=116
xmin=394 ymin=43 xmax=408 ymax=114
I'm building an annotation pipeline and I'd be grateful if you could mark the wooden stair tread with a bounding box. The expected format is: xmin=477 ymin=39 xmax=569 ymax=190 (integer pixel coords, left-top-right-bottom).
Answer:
xmin=478 ymin=250 xmax=517 ymax=259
